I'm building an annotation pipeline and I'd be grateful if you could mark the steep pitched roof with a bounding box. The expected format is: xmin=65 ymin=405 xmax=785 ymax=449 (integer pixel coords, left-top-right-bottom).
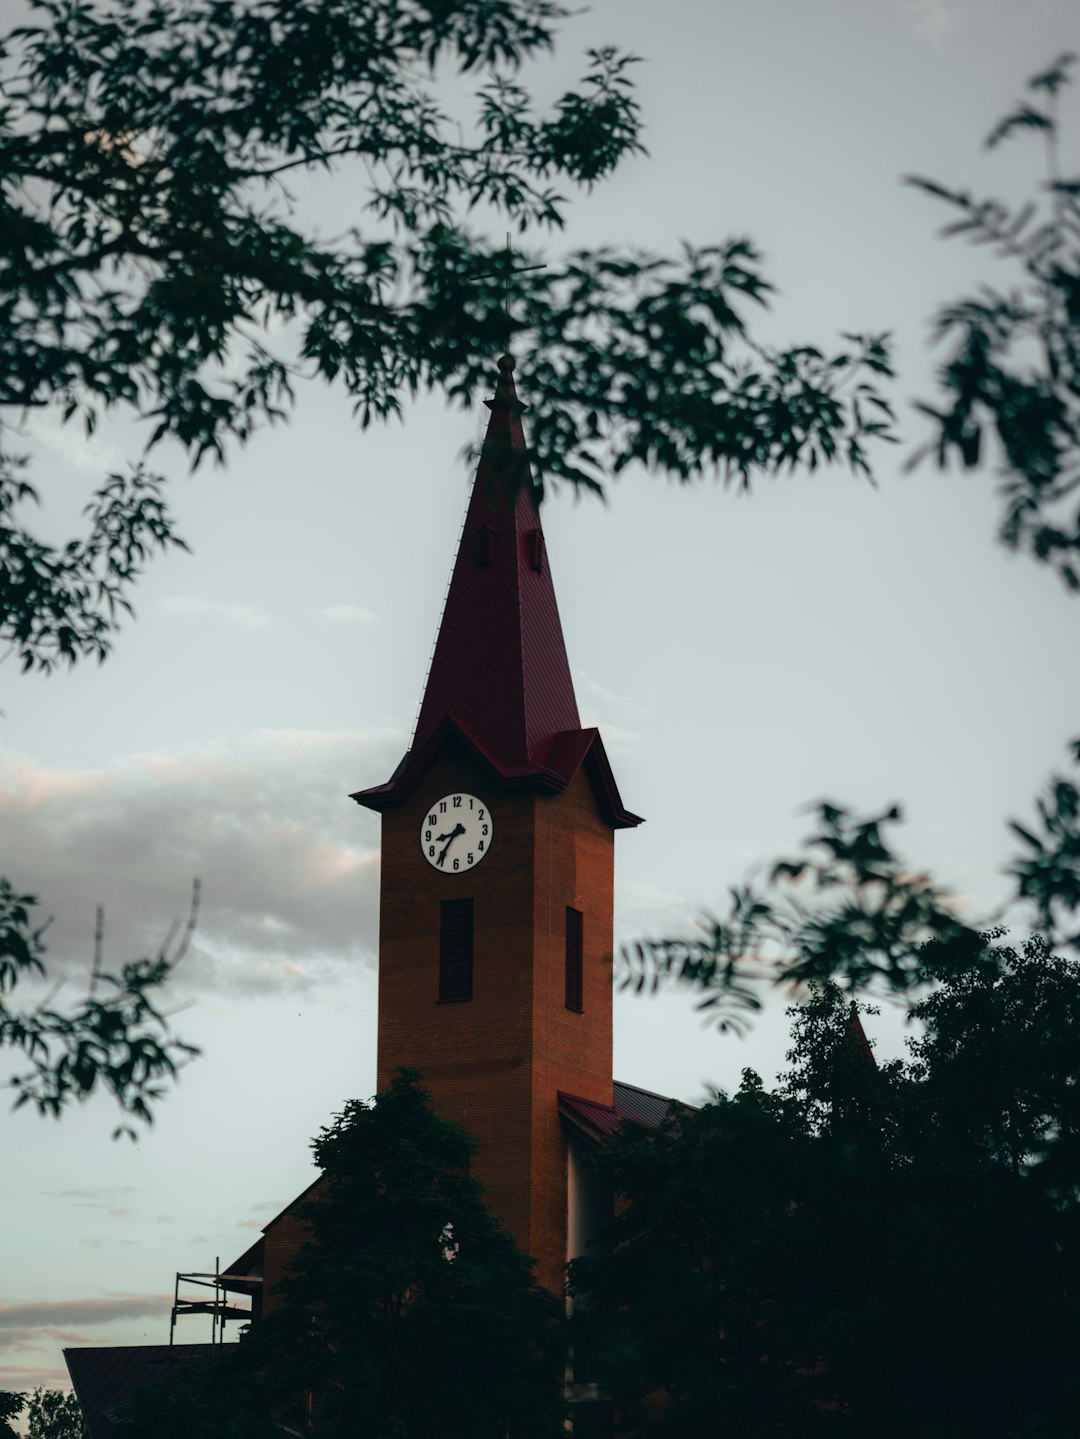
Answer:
xmin=352 ymin=354 xmax=641 ymax=828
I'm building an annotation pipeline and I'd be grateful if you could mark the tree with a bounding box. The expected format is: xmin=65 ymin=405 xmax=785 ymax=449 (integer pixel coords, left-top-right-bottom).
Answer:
xmin=0 ymin=1392 xmax=23 ymax=1439
xmin=0 ymin=0 xmax=895 ymax=1131
xmin=573 ymin=944 xmax=1080 ymax=1438
xmin=23 ymin=1388 xmax=83 ymax=1439
xmin=0 ymin=0 xmax=895 ymax=675
xmin=907 ymin=52 xmax=1080 ymax=593
xmin=124 ymin=1070 xmax=566 ymax=1439
xmin=1 ymin=877 xmax=198 ymax=1137
xmin=618 ymin=55 xmax=1080 ymax=1020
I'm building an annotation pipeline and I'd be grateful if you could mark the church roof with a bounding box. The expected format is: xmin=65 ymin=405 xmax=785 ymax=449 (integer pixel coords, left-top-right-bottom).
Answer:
xmin=559 ymin=1079 xmax=685 ymax=1140
xmin=65 ymin=1342 xmax=220 ymax=1439
xmin=352 ymin=355 xmax=641 ymax=829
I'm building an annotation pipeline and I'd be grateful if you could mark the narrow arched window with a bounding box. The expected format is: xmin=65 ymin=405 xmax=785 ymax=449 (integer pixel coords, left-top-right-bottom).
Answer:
xmin=565 ymin=907 xmax=583 ymax=1012
xmin=473 ymin=526 xmax=495 ymax=567
xmin=439 ymin=899 xmax=473 ymax=1002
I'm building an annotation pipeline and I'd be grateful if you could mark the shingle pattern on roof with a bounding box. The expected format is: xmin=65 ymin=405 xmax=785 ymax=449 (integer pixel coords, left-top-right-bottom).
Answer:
xmin=65 ymin=1343 xmax=221 ymax=1439
xmin=413 ymin=353 xmax=579 ymax=767
xmin=351 ymin=355 xmax=641 ymax=828
xmin=559 ymin=1079 xmax=683 ymax=1139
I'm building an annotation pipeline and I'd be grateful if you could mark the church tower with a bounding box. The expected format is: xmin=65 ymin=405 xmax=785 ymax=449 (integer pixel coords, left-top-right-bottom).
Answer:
xmin=352 ymin=355 xmax=641 ymax=1294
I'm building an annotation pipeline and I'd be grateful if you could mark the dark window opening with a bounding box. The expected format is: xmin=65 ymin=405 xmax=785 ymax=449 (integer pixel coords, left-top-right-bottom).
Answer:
xmin=565 ymin=906 xmax=583 ymax=1012
xmin=439 ymin=898 xmax=473 ymax=1002
xmin=473 ymin=525 xmax=496 ymax=567
xmin=527 ymin=528 xmax=545 ymax=573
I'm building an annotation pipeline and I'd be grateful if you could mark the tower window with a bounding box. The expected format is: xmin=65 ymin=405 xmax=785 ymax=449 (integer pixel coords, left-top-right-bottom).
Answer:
xmin=565 ymin=907 xmax=583 ymax=1013
xmin=439 ymin=899 xmax=474 ymax=1003
xmin=527 ymin=528 xmax=545 ymax=573
xmin=473 ymin=525 xmax=496 ymax=567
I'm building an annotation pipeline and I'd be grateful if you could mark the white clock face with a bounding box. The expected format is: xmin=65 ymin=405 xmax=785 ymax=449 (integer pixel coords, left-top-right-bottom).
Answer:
xmin=420 ymin=793 xmax=493 ymax=872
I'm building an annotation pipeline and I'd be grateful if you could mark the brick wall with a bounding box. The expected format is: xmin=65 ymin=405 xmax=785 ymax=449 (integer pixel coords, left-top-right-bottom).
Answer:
xmin=377 ymin=737 xmax=614 ymax=1295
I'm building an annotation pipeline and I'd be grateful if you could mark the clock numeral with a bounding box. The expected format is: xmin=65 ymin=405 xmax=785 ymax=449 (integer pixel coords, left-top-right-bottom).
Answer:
xmin=481 ymin=824 xmax=489 ymax=836
xmin=468 ymin=797 xmax=474 ymax=809
xmin=478 ymin=840 xmax=484 ymax=852
xmin=452 ymin=857 xmax=460 ymax=871
xmin=429 ymin=813 xmax=437 ymax=825
xmin=439 ymin=801 xmax=447 ymax=813
xmin=453 ymin=795 xmax=462 ymax=808
xmin=428 ymin=846 xmax=435 ymax=857
xmin=425 ymin=830 xmax=432 ymax=842
xmin=467 ymin=852 xmax=474 ymax=865
xmin=478 ymin=808 xmax=485 ymax=820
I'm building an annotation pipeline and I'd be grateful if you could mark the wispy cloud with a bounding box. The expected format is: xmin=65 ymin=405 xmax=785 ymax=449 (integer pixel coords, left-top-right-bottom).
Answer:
xmin=0 ymin=1363 xmax=71 ymax=1388
xmin=43 ymin=1185 xmax=137 ymax=1218
xmin=160 ymin=595 xmax=272 ymax=629
xmin=0 ymin=728 xmax=397 ymax=997
xmin=321 ymin=604 xmax=375 ymax=626
xmin=0 ymin=1295 xmax=172 ymax=1331
xmin=44 ymin=1186 xmax=136 ymax=1201
xmin=23 ymin=407 xmax=128 ymax=478
xmin=902 ymin=0 xmax=963 ymax=46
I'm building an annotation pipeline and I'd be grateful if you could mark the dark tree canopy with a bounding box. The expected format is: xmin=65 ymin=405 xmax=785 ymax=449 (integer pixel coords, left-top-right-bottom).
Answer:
xmin=573 ymin=948 xmax=1080 ymax=1438
xmin=0 ymin=0 xmax=895 ymax=674
xmin=908 ymin=52 xmax=1080 ymax=592
xmin=1 ymin=877 xmax=198 ymax=1136
xmin=124 ymin=1070 xmax=566 ymax=1439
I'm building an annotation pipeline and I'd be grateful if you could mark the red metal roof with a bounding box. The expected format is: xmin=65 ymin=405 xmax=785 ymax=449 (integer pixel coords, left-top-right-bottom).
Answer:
xmin=352 ymin=355 xmax=641 ymax=829
xmin=415 ymin=353 xmax=579 ymax=767
xmin=559 ymin=1079 xmax=684 ymax=1139
xmin=65 ymin=1343 xmax=221 ymax=1439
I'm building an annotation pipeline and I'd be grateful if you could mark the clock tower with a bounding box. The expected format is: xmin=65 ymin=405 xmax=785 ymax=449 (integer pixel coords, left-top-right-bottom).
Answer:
xmin=352 ymin=354 xmax=641 ymax=1295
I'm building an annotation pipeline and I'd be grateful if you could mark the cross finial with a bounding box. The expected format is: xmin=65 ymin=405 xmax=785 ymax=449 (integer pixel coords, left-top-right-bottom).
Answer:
xmin=470 ymin=233 xmax=545 ymax=356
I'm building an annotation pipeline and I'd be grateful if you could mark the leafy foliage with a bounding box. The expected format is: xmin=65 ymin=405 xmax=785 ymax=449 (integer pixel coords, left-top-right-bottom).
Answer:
xmin=0 ymin=1391 xmax=23 ymax=1439
xmin=907 ymin=52 xmax=1080 ymax=590
xmin=1 ymin=877 xmax=198 ymax=1137
xmin=619 ymin=797 xmax=988 ymax=1026
xmin=24 ymin=1388 xmax=83 ymax=1439
xmin=125 ymin=1071 xmax=565 ymax=1439
xmin=574 ymin=948 xmax=1080 ymax=1438
xmin=0 ymin=0 xmax=895 ymax=672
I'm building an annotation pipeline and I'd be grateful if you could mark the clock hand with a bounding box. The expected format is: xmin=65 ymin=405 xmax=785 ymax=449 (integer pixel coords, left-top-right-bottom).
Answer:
xmin=436 ymin=823 xmax=466 ymax=867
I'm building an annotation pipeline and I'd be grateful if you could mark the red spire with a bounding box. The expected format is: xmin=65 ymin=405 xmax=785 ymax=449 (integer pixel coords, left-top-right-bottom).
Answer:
xmin=352 ymin=355 xmax=641 ymax=828
xmin=412 ymin=353 xmax=580 ymax=767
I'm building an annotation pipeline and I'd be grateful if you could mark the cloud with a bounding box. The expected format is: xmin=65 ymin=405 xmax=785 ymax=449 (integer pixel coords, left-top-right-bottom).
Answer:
xmin=0 ymin=1295 xmax=172 ymax=1332
xmin=321 ymin=604 xmax=375 ymax=626
xmin=44 ymin=1186 xmax=136 ymax=1201
xmin=160 ymin=596 xmax=272 ymax=629
xmin=43 ymin=1186 xmax=137 ymax=1218
xmin=0 ymin=1364 xmax=71 ymax=1388
xmin=23 ymin=407 xmax=128 ymax=478
xmin=0 ymin=1323 xmax=92 ymax=1346
xmin=902 ymin=0 xmax=963 ymax=45
xmin=576 ymin=672 xmax=644 ymax=753
xmin=0 ymin=727 xmax=399 ymax=998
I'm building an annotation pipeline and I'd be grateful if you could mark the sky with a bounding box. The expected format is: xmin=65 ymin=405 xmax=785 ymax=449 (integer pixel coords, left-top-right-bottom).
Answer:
xmin=2 ymin=0 xmax=1079 ymax=1400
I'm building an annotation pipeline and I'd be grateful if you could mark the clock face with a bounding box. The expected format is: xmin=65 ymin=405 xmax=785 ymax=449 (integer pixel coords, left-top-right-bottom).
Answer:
xmin=420 ymin=793 xmax=493 ymax=872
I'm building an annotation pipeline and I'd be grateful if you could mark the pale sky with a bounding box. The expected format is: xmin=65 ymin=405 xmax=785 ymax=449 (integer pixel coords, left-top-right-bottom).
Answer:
xmin=2 ymin=0 xmax=1078 ymax=1396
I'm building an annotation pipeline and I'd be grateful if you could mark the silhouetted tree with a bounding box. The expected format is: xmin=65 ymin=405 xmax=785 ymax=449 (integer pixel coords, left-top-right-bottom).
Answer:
xmin=124 ymin=1070 xmax=566 ymax=1439
xmin=24 ymin=1388 xmax=83 ymax=1439
xmin=575 ymin=942 xmax=1080 ymax=1437
xmin=0 ymin=0 xmax=893 ymax=675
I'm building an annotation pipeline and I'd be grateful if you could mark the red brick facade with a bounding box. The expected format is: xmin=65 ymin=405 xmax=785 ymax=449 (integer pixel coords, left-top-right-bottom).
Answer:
xmin=376 ymin=741 xmax=615 ymax=1294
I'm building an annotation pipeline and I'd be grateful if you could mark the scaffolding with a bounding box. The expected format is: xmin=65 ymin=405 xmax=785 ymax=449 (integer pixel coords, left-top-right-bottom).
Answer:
xmin=170 ymin=1258 xmax=258 ymax=1344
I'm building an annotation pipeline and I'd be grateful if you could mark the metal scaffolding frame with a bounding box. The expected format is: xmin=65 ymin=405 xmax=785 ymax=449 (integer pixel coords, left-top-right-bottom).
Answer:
xmin=170 ymin=1258 xmax=258 ymax=1344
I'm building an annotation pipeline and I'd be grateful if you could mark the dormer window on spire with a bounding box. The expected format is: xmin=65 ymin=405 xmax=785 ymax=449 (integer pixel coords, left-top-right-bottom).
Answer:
xmin=473 ymin=525 xmax=496 ymax=568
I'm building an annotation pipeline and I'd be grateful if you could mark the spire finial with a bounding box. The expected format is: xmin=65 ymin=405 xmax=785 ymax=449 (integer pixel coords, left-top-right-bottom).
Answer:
xmin=468 ymin=235 xmax=544 ymax=358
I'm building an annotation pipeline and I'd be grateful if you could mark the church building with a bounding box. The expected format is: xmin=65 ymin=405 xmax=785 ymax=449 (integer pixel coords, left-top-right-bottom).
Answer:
xmin=65 ymin=353 xmax=675 ymax=1435
xmin=222 ymin=351 xmax=657 ymax=1305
